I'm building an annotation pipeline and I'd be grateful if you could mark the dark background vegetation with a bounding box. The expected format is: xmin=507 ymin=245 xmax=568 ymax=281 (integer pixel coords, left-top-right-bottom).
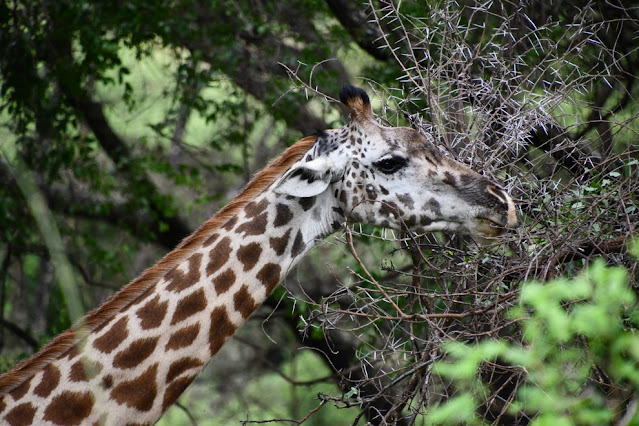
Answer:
xmin=1 ymin=1 xmax=638 ymax=424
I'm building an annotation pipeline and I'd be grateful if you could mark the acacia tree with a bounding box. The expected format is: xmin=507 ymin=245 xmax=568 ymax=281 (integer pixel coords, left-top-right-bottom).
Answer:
xmin=291 ymin=1 xmax=639 ymax=424
xmin=1 ymin=0 xmax=638 ymax=424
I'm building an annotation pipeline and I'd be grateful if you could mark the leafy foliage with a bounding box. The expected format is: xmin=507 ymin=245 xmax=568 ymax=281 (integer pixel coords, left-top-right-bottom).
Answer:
xmin=431 ymin=259 xmax=639 ymax=425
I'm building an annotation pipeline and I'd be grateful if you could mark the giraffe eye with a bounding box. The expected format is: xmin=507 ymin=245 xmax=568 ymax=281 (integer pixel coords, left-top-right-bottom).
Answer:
xmin=374 ymin=156 xmax=407 ymax=174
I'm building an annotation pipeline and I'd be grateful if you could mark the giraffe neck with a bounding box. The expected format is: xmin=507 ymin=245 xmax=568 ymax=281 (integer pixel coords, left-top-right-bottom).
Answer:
xmin=0 ymin=138 xmax=336 ymax=425
xmin=99 ymin=190 xmax=340 ymax=423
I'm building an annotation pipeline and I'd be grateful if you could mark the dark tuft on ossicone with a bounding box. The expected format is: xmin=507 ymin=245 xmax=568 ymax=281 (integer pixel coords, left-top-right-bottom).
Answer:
xmin=339 ymin=84 xmax=370 ymax=106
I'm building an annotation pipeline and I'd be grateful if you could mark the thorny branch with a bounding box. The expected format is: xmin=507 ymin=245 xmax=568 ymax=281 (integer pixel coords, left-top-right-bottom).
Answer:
xmin=284 ymin=1 xmax=639 ymax=424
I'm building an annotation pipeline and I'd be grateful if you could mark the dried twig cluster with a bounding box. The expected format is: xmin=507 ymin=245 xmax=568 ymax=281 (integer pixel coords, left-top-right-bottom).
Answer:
xmin=288 ymin=1 xmax=638 ymax=424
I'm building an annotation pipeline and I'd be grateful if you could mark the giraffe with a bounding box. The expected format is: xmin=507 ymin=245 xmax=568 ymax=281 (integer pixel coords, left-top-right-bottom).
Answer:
xmin=0 ymin=84 xmax=517 ymax=425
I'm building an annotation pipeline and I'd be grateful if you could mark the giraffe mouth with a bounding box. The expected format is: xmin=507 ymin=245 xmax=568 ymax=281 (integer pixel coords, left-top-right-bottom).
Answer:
xmin=475 ymin=216 xmax=508 ymax=237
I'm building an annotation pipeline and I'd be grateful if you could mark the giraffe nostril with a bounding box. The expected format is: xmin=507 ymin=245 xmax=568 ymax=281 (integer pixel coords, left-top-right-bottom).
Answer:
xmin=484 ymin=184 xmax=518 ymax=230
xmin=486 ymin=185 xmax=508 ymax=205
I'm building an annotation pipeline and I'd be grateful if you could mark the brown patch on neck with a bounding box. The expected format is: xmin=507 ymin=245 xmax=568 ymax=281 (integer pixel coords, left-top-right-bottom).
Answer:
xmin=0 ymin=136 xmax=317 ymax=396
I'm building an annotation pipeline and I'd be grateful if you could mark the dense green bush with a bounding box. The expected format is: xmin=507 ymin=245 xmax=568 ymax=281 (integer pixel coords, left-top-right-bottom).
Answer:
xmin=429 ymin=246 xmax=639 ymax=424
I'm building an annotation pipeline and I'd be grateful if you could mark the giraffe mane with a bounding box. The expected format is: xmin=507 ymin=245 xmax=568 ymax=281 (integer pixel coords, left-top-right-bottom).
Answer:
xmin=0 ymin=135 xmax=318 ymax=395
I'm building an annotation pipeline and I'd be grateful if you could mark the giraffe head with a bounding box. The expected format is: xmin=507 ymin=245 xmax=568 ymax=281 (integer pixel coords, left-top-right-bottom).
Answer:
xmin=275 ymin=84 xmax=517 ymax=239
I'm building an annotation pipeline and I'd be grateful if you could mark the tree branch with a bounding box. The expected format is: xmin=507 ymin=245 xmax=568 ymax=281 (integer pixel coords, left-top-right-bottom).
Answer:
xmin=325 ymin=0 xmax=391 ymax=61
xmin=0 ymin=318 xmax=38 ymax=351
xmin=68 ymin=95 xmax=192 ymax=248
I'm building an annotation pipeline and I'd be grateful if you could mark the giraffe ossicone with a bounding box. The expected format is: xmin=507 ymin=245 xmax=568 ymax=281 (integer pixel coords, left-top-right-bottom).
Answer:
xmin=0 ymin=84 xmax=517 ymax=425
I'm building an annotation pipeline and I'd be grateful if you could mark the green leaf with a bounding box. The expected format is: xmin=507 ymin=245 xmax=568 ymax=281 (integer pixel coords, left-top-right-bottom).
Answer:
xmin=426 ymin=394 xmax=479 ymax=425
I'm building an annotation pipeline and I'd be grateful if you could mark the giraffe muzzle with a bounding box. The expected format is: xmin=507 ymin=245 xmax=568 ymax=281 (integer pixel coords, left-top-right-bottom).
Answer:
xmin=476 ymin=216 xmax=510 ymax=237
xmin=475 ymin=185 xmax=518 ymax=237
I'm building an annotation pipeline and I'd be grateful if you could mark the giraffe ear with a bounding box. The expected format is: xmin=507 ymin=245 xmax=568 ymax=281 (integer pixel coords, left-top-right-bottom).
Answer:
xmin=274 ymin=157 xmax=334 ymax=197
xmin=340 ymin=84 xmax=374 ymax=123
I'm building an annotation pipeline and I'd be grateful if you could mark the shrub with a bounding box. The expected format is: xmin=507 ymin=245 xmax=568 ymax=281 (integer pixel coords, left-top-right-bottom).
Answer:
xmin=430 ymin=258 xmax=639 ymax=424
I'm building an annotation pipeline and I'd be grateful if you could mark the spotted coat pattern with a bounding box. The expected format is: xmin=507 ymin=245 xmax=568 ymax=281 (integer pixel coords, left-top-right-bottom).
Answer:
xmin=0 ymin=85 xmax=516 ymax=425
